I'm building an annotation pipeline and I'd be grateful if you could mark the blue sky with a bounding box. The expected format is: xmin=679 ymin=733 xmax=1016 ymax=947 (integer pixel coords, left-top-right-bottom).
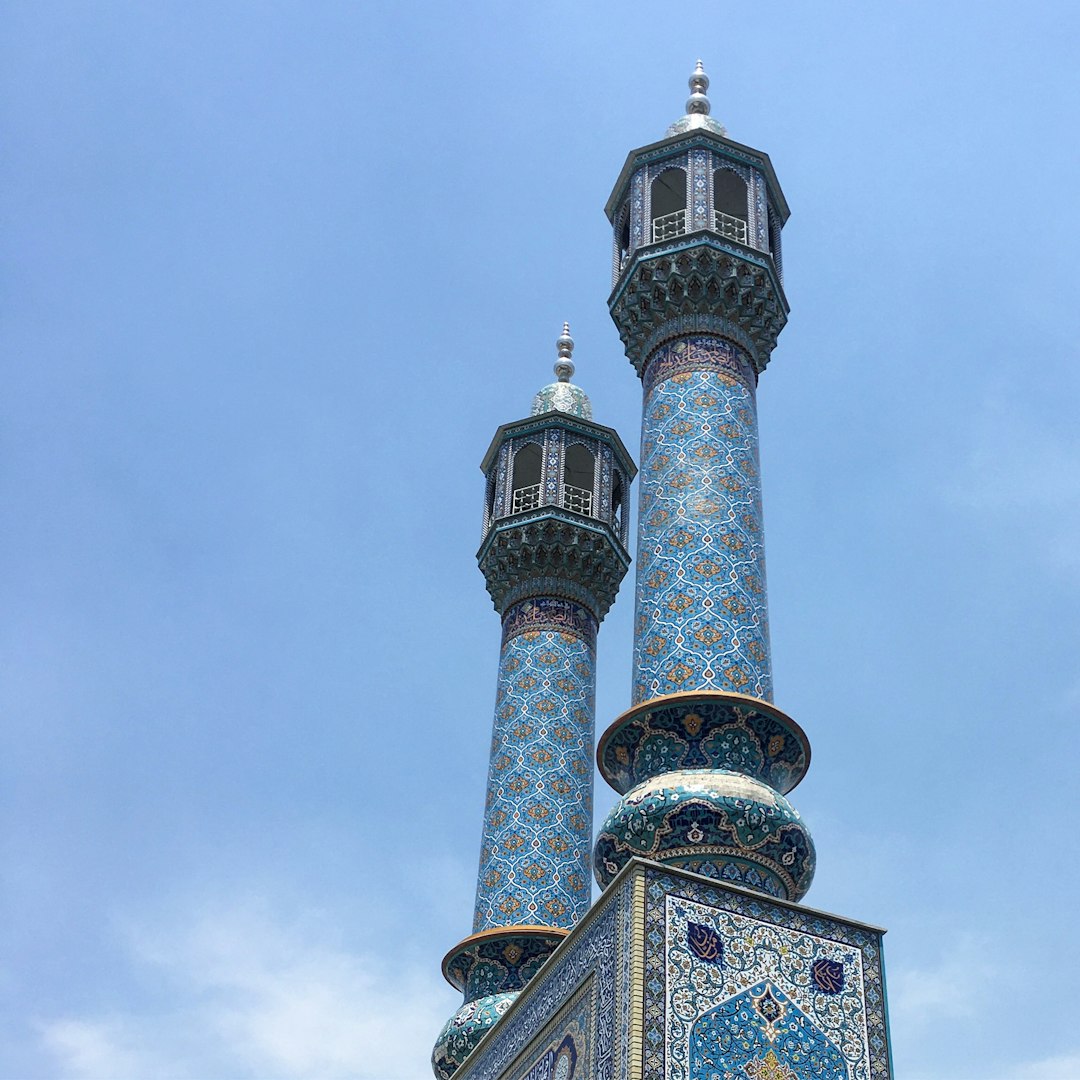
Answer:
xmin=3 ymin=2 xmax=1079 ymax=1078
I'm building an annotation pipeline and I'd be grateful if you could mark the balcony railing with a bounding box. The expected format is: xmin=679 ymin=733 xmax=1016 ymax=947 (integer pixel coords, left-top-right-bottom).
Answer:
xmin=511 ymin=483 xmax=541 ymax=514
xmin=714 ymin=211 xmax=747 ymax=244
xmin=562 ymin=483 xmax=593 ymax=516
xmin=510 ymin=482 xmax=594 ymax=517
xmin=652 ymin=209 xmax=687 ymax=243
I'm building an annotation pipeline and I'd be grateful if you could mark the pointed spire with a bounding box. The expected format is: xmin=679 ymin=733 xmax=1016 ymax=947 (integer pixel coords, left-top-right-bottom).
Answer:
xmin=686 ymin=59 xmax=710 ymax=116
xmin=531 ymin=321 xmax=591 ymax=420
xmin=665 ymin=59 xmax=726 ymax=138
xmin=555 ymin=321 xmax=575 ymax=382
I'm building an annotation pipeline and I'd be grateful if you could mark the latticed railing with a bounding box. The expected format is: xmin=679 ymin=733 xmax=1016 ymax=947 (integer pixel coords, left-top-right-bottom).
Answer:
xmin=714 ymin=211 xmax=747 ymax=244
xmin=652 ymin=209 xmax=687 ymax=243
xmin=562 ymin=483 xmax=593 ymax=516
xmin=511 ymin=483 xmax=541 ymax=514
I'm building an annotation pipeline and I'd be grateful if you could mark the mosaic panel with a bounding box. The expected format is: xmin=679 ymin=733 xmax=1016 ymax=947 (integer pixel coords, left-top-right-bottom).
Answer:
xmin=504 ymin=978 xmax=594 ymax=1080
xmin=473 ymin=617 xmax=597 ymax=933
xmin=642 ymin=868 xmax=893 ymax=1080
xmin=632 ymin=336 xmax=773 ymax=704
xmin=691 ymin=149 xmax=709 ymax=231
xmin=631 ymin=170 xmax=646 ymax=251
xmin=689 ymin=981 xmax=846 ymax=1079
xmin=458 ymin=876 xmax=633 ymax=1080
xmin=753 ymin=170 xmax=769 ymax=251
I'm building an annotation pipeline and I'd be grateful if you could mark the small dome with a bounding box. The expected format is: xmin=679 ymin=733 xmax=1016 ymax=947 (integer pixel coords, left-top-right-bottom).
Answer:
xmin=531 ymin=381 xmax=592 ymax=420
xmin=531 ymin=322 xmax=593 ymax=420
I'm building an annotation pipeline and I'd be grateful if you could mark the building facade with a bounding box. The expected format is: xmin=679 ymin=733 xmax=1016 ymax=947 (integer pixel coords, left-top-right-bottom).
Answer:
xmin=433 ymin=65 xmax=894 ymax=1080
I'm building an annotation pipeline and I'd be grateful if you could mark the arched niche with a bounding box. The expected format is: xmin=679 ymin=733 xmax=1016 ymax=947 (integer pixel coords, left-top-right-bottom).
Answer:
xmin=690 ymin=981 xmax=848 ymax=1080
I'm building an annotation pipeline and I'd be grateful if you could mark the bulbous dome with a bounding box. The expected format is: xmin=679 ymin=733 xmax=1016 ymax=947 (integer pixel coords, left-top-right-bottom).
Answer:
xmin=530 ymin=321 xmax=593 ymax=420
xmin=531 ymin=380 xmax=592 ymax=420
xmin=593 ymin=768 xmax=816 ymax=901
xmin=431 ymin=992 xmax=518 ymax=1079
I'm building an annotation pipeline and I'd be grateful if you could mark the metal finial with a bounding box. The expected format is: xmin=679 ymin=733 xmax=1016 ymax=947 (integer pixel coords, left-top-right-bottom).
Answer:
xmin=555 ymin=321 xmax=575 ymax=382
xmin=686 ymin=59 xmax=711 ymax=116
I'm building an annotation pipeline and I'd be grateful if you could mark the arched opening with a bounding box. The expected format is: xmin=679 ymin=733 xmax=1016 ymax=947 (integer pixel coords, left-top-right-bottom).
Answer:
xmin=713 ymin=167 xmax=748 ymax=244
xmin=651 ymin=168 xmax=687 ymax=243
xmin=484 ymin=472 xmax=496 ymax=526
xmin=511 ymin=444 xmax=542 ymax=514
xmin=618 ymin=204 xmax=631 ymax=268
xmin=612 ymin=472 xmax=624 ymax=538
xmin=563 ymin=444 xmax=594 ymax=516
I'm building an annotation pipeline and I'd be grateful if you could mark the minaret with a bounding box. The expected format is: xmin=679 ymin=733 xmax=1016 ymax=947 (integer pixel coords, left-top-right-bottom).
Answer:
xmin=433 ymin=327 xmax=635 ymax=1079
xmin=594 ymin=63 xmax=816 ymax=902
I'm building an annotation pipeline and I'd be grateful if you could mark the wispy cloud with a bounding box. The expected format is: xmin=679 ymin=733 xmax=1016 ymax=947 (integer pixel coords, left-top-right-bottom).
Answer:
xmin=1007 ymin=1053 xmax=1080 ymax=1079
xmin=38 ymin=898 xmax=451 ymax=1079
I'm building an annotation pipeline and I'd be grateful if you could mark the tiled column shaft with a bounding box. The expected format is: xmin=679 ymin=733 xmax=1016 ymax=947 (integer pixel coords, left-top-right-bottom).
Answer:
xmin=632 ymin=335 xmax=772 ymax=705
xmin=473 ymin=597 xmax=597 ymax=933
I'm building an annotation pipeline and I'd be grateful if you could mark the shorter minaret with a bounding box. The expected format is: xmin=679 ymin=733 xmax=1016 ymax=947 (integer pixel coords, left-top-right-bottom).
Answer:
xmin=433 ymin=327 xmax=635 ymax=1079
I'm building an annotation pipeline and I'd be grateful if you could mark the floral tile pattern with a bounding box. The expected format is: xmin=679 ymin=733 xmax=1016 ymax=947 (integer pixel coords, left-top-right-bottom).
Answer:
xmin=473 ymin=606 xmax=597 ymax=934
xmin=632 ymin=337 xmax=772 ymax=705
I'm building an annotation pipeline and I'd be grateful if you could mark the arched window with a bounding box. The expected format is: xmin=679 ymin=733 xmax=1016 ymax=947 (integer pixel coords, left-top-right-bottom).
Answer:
xmin=511 ymin=444 xmax=542 ymax=514
xmin=612 ymin=472 xmax=624 ymax=539
xmin=484 ymin=472 xmax=496 ymax=526
xmin=651 ymin=167 xmax=687 ymax=242
xmin=563 ymin=444 xmax=594 ymax=516
xmin=713 ymin=168 xmax=748 ymax=243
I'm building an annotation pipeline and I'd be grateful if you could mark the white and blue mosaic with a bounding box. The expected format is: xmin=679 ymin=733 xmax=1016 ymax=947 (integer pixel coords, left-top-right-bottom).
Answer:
xmin=652 ymin=869 xmax=894 ymax=1080
xmin=474 ymin=602 xmax=597 ymax=933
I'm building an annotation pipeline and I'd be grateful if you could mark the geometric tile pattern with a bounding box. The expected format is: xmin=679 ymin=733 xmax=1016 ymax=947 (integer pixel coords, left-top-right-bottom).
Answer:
xmin=473 ymin=604 xmax=597 ymax=933
xmin=632 ymin=336 xmax=772 ymax=705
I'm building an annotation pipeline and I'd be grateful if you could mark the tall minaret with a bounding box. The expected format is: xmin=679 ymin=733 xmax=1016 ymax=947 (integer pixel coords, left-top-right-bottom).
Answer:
xmin=433 ymin=327 xmax=635 ymax=1079
xmin=594 ymin=64 xmax=817 ymax=902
